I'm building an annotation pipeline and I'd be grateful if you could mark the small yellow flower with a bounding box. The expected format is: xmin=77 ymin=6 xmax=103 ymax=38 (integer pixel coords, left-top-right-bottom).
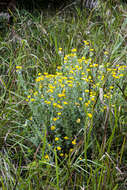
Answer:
xmin=48 ymin=84 xmax=55 ymax=89
xmin=44 ymin=101 xmax=51 ymax=104
xmin=75 ymin=65 xmax=79 ymax=69
xmin=16 ymin=66 xmax=22 ymax=70
xmin=30 ymin=98 xmax=35 ymax=102
xmin=71 ymin=48 xmax=77 ymax=52
xmin=104 ymin=94 xmax=107 ymax=98
xmin=70 ymin=148 xmax=73 ymax=152
xmin=107 ymin=68 xmax=112 ymax=71
xmin=45 ymin=154 xmax=49 ymax=159
xmin=36 ymin=78 xmax=40 ymax=82
xmin=63 ymin=102 xmax=68 ymax=105
xmin=71 ymin=69 xmax=75 ymax=72
xmin=57 ymin=66 xmax=62 ymax=70
xmin=34 ymin=91 xmax=38 ymax=96
xmin=64 ymin=136 xmax=69 ymax=140
xmin=81 ymin=56 xmax=85 ymax=60
xmin=85 ymin=102 xmax=89 ymax=107
xmin=91 ymin=97 xmax=95 ymax=101
xmin=72 ymin=139 xmax=76 ymax=145
xmin=79 ymin=97 xmax=82 ymax=101
xmin=68 ymin=84 xmax=73 ymax=87
xmin=51 ymin=125 xmax=56 ymax=130
xmin=101 ymin=76 xmax=104 ymax=80
xmin=69 ymin=77 xmax=74 ymax=80
xmin=53 ymin=103 xmax=57 ymax=107
xmin=83 ymin=40 xmax=89 ymax=45
xmin=47 ymin=89 xmax=54 ymax=93
xmin=53 ymin=117 xmax=59 ymax=121
xmin=87 ymin=113 xmax=92 ymax=118
xmin=60 ymin=153 xmax=64 ymax=157
xmin=56 ymin=104 xmax=63 ymax=109
xmin=76 ymin=118 xmax=81 ymax=123
xmin=55 ymin=137 xmax=59 ymax=141
xmin=104 ymin=51 xmax=108 ymax=55
xmin=85 ymin=89 xmax=89 ymax=93
xmin=58 ymin=93 xmax=65 ymax=98
xmin=57 ymin=112 xmax=62 ymax=116
xmin=93 ymin=64 xmax=98 ymax=67
xmin=57 ymin=146 xmax=61 ymax=151
xmin=39 ymin=84 xmax=42 ymax=89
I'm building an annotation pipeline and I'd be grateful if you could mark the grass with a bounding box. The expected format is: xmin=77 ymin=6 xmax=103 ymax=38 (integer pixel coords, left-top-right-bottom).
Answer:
xmin=0 ymin=1 xmax=127 ymax=189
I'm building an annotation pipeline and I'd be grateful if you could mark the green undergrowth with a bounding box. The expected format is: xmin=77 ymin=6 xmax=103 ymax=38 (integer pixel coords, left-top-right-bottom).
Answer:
xmin=0 ymin=1 xmax=127 ymax=189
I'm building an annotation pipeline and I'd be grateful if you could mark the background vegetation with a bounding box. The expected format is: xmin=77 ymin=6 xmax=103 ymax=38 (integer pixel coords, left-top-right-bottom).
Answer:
xmin=0 ymin=0 xmax=127 ymax=189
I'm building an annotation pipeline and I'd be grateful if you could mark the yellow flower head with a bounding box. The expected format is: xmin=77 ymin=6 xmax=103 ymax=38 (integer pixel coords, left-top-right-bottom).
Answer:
xmin=58 ymin=93 xmax=65 ymax=98
xmin=27 ymin=95 xmax=31 ymax=98
xmin=83 ymin=40 xmax=89 ymax=45
xmin=16 ymin=66 xmax=22 ymax=70
xmin=59 ymin=47 xmax=62 ymax=51
xmin=64 ymin=136 xmax=69 ymax=140
xmin=70 ymin=148 xmax=73 ymax=152
xmin=53 ymin=117 xmax=59 ymax=121
xmin=76 ymin=118 xmax=81 ymax=123
xmin=85 ymin=103 xmax=89 ymax=107
xmin=57 ymin=146 xmax=61 ymax=151
xmin=30 ymin=98 xmax=35 ymax=102
xmin=87 ymin=113 xmax=92 ymax=118
xmin=55 ymin=137 xmax=59 ymax=141
xmin=72 ymin=139 xmax=76 ymax=145
xmin=71 ymin=48 xmax=77 ymax=52
xmin=63 ymin=102 xmax=68 ymax=105
xmin=51 ymin=125 xmax=56 ymax=130
xmin=57 ymin=112 xmax=62 ymax=116
xmin=45 ymin=154 xmax=49 ymax=159
xmin=104 ymin=51 xmax=108 ymax=55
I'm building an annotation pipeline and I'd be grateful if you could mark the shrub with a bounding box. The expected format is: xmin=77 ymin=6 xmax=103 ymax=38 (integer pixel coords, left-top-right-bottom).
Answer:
xmin=16 ymin=40 xmax=127 ymax=159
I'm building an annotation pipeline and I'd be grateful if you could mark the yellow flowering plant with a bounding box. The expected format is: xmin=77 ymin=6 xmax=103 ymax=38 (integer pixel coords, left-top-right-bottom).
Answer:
xmin=17 ymin=41 xmax=126 ymax=157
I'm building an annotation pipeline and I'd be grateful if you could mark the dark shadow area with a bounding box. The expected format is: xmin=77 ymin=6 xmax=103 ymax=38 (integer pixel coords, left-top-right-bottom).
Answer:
xmin=17 ymin=0 xmax=73 ymax=11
